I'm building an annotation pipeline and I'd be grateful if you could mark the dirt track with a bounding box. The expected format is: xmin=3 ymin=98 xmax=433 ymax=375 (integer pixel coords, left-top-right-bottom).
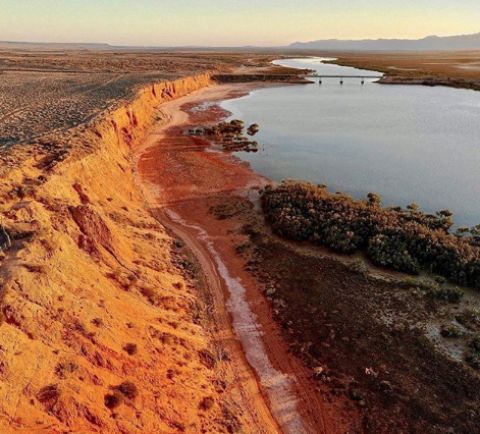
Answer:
xmin=155 ymin=208 xmax=282 ymax=433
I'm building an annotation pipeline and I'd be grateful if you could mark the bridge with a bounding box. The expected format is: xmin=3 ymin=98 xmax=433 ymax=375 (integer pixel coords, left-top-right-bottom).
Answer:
xmin=309 ymin=75 xmax=382 ymax=78
xmin=309 ymin=74 xmax=382 ymax=85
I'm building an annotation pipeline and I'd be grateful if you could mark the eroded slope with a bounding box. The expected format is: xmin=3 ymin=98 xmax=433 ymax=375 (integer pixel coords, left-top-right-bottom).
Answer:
xmin=0 ymin=74 xmax=245 ymax=433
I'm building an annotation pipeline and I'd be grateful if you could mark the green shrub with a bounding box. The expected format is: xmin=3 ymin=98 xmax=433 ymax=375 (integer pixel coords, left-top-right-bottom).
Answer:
xmin=367 ymin=233 xmax=420 ymax=274
xmin=261 ymin=181 xmax=480 ymax=289
xmin=349 ymin=258 xmax=368 ymax=275
xmin=427 ymin=286 xmax=464 ymax=303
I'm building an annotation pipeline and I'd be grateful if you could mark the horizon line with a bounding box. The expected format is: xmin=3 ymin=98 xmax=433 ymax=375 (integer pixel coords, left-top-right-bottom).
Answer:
xmin=2 ymin=30 xmax=480 ymax=50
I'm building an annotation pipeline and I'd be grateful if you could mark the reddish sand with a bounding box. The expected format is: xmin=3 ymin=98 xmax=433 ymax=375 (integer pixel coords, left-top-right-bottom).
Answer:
xmin=135 ymin=83 xmax=358 ymax=433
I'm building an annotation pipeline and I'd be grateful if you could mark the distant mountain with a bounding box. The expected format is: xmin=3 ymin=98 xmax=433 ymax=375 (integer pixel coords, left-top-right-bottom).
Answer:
xmin=289 ymin=32 xmax=480 ymax=51
xmin=0 ymin=41 xmax=113 ymax=50
xmin=3 ymin=32 xmax=480 ymax=52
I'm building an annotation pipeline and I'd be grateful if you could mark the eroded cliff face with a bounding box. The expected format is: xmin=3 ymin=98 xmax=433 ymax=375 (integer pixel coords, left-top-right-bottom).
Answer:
xmin=0 ymin=74 xmax=239 ymax=433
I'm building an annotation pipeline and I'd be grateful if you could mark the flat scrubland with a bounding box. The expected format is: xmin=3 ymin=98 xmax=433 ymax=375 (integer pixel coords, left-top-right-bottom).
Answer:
xmin=329 ymin=50 xmax=480 ymax=78
xmin=212 ymin=192 xmax=480 ymax=434
xmin=0 ymin=49 xmax=276 ymax=148
xmin=328 ymin=50 xmax=480 ymax=90
xmin=0 ymin=70 xmax=166 ymax=147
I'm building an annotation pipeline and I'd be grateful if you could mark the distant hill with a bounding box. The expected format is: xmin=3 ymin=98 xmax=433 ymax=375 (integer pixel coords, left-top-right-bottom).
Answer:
xmin=0 ymin=41 xmax=113 ymax=50
xmin=289 ymin=32 xmax=480 ymax=51
xmin=3 ymin=33 xmax=480 ymax=52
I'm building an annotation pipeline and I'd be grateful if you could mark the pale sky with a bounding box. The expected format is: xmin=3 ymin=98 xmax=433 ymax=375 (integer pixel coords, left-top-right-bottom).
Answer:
xmin=1 ymin=0 xmax=479 ymax=46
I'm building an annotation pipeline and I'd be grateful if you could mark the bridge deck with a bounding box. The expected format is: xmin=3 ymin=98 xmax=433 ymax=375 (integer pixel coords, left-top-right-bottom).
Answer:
xmin=310 ymin=74 xmax=382 ymax=78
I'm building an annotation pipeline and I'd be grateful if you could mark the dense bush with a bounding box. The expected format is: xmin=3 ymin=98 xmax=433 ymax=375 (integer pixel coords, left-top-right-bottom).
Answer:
xmin=261 ymin=181 xmax=480 ymax=289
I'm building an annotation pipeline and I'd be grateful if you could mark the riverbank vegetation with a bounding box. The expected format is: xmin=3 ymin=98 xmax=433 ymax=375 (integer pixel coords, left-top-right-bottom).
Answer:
xmin=186 ymin=119 xmax=260 ymax=152
xmin=261 ymin=181 xmax=480 ymax=288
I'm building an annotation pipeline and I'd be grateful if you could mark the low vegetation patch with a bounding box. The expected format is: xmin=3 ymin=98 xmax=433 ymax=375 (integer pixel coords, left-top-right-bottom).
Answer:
xmin=104 ymin=391 xmax=123 ymax=409
xmin=199 ymin=396 xmax=215 ymax=411
xmin=396 ymin=277 xmax=464 ymax=302
xmin=186 ymin=119 xmax=259 ymax=152
xmin=123 ymin=343 xmax=138 ymax=355
xmin=115 ymin=381 xmax=138 ymax=399
xmin=261 ymin=181 xmax=480 ymax=288
xmin=440 ymin=323 xmax=465 ymax=338
xmin=456 ymin=309 xmax=480 ymax=331
xmin=465 ymin=336 xmax=480 ymax=369
xmin=37 ymin=384 xmax=60 ymax=408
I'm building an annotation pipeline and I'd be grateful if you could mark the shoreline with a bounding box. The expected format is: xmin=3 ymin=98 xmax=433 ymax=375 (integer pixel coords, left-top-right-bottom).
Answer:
xmin=134 ymin=82 xmax=355 ymax=433
xmin=135 ymin=82 xmax=287 ymax=433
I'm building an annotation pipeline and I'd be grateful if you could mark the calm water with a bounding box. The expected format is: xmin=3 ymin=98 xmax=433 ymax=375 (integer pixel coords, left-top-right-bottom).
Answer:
xmin=221 ymin=57 xmax=480 ymax=228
